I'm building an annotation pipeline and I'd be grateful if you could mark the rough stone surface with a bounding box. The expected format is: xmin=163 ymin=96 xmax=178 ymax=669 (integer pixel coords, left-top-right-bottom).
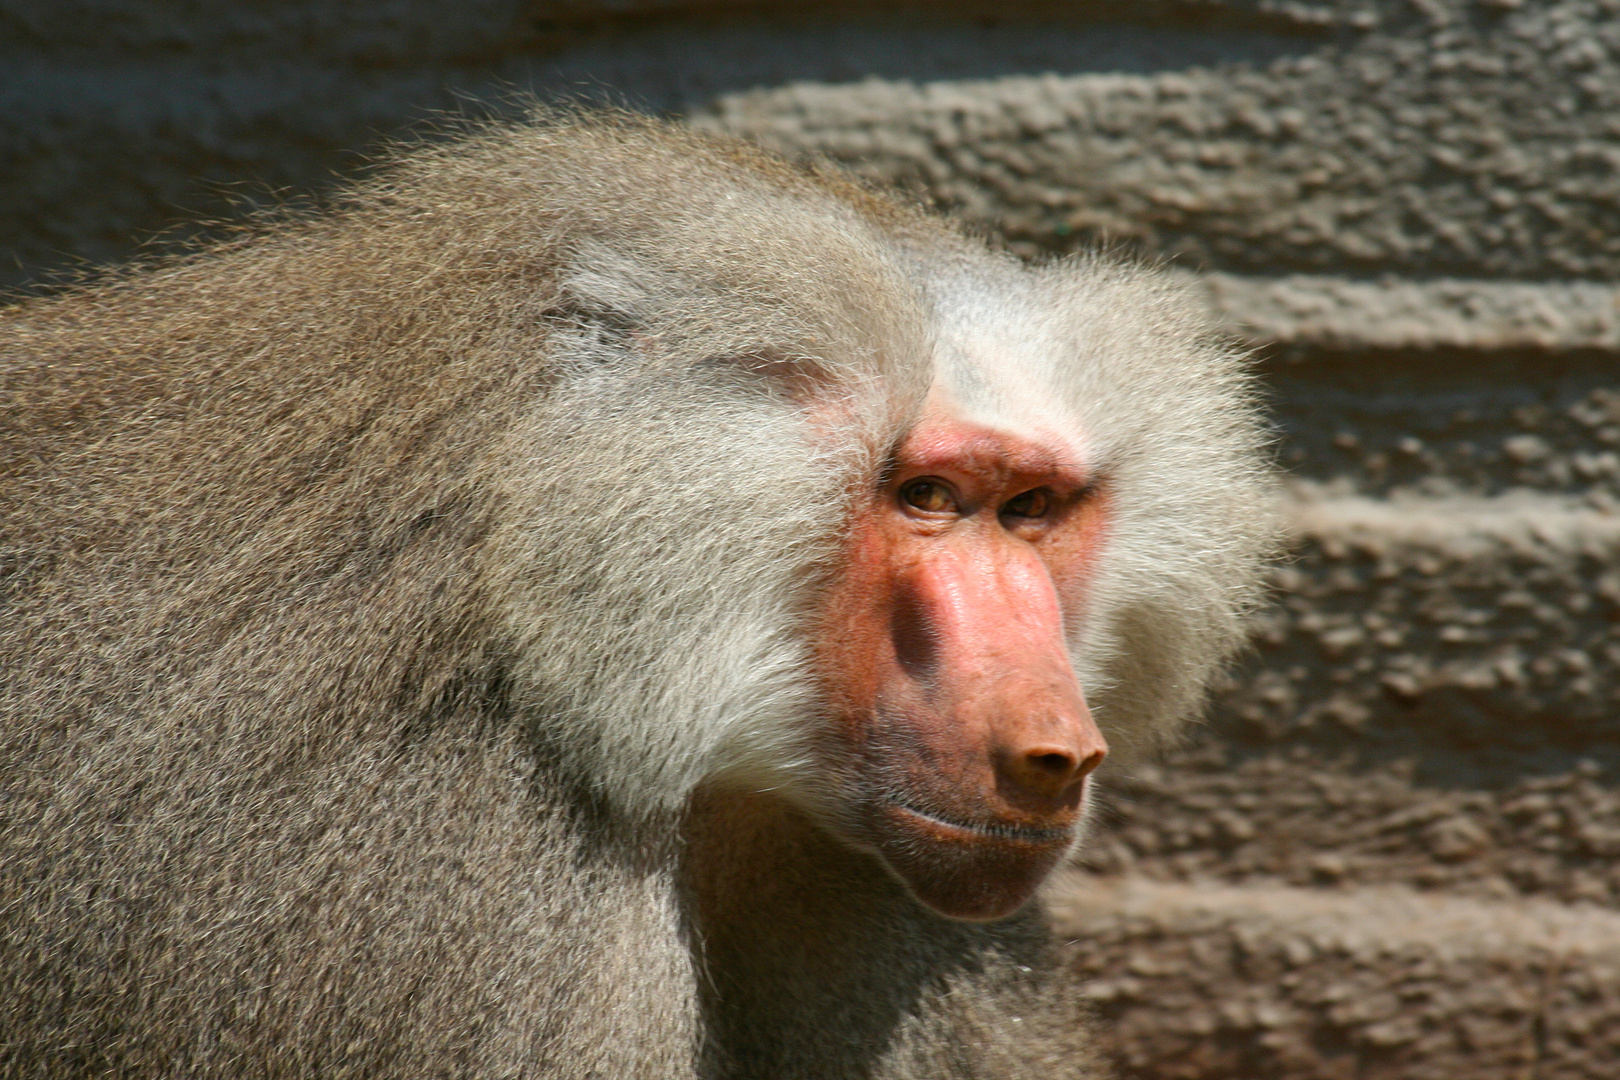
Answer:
xmin=1051 ymin=874 xmax=1620 ymax=1080
xmin=0 ymin=1 xmax=1325 ymax=290
xmin=24 ymin=0 xmax=1620 ymax=290
xmin=4 ymin=2 xmax=1619 ymax=1078
xmin=1200 ymin=274 xmax=1620 ymax=351
xmin=705 ymin=0 xmax=1620 ymax=278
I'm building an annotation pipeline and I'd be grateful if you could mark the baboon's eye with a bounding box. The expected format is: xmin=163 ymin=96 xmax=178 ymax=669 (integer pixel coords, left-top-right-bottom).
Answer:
xmin=1002 ymin=489 xmax=1050 ymax=518
xmin=899 ymin=478 xmax=958 ymax=515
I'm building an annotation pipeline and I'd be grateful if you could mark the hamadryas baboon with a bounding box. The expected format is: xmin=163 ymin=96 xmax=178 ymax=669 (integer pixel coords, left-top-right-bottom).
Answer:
xmin=0 ymin=112 xmax=1277 ymax=1079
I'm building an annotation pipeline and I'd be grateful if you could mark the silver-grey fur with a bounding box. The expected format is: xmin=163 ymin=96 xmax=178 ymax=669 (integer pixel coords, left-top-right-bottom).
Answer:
xmin=0 ymin=112 xmax=1277 ymax=1079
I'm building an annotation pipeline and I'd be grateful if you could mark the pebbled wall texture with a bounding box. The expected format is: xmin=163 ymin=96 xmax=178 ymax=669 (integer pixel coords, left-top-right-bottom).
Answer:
xmin=3 ymin=2 xmax=1616 ymax=1077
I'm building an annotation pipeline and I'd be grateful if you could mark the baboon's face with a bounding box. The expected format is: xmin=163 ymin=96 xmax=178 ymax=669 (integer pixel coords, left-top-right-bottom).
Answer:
xmin=815 ymin=390 xmax=1109 ymax=922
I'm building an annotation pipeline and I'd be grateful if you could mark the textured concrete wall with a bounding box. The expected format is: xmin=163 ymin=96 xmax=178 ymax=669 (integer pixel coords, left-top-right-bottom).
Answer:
xmin=4 ymin=2 xmax=1615 ymax=1077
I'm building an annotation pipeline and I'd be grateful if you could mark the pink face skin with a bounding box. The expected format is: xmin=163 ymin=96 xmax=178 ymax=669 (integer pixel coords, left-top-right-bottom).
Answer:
xmin=817 ymin=395 xmax=1110 ymax=921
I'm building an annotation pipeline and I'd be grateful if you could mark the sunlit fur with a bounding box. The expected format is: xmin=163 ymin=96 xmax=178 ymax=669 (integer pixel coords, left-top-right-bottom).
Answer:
xmin=0 ymin=111 xmax=1277 ymax=1079
xmin=921 ymin=254 xmax=1278 ymax=763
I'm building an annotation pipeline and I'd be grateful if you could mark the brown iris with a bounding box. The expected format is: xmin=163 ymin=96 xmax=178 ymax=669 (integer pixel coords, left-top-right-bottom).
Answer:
xmin=1002 ymin=489 xmax=1050 ymax=518
xmin=899 ymin=478 xmax=957 ymax=514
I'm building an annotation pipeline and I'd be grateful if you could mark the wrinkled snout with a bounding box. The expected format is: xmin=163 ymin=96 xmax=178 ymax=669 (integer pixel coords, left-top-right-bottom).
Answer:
xmin=900 ymin=538 xmax=1106 ymax=819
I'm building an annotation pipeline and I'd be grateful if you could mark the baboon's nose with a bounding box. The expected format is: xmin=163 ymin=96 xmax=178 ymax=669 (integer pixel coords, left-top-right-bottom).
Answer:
xmin=996 ymin=730 xmax=1106 ymax=803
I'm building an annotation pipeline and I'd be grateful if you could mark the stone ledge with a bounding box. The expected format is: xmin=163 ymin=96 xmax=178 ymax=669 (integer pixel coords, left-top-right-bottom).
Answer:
xmin=1287 ymin=487 xmax=1620 ymax=551
xmin=1083 ymin=750 xmax=1620 ymax=907
xmin=1201 ymin=274 xmax=1620 ymax=353
xmin=1049 ymin=873 xmax=1619 ymax=1080
xmin=1217 ymin=488 xmax=1620 ymax=764
xmin=1051 ymin=873 xmax=1620 ymax=972
xmin=702 ymin=2 xmax=1620 ymax=281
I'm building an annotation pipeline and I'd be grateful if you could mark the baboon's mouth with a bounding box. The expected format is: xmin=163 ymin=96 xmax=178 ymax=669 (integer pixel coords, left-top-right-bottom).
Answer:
xmin=884 ymin=799 xmax=1074 ymax=845
xmin=867 ymin=797 xmax=1078 ymax=921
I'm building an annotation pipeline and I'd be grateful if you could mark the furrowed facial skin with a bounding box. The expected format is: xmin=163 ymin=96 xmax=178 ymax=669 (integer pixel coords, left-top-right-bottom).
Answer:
xmin=0 ymin=111 xmax=1279 ymax=1079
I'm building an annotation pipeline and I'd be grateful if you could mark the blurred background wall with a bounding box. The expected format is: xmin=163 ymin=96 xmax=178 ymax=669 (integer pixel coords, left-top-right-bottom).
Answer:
xmin=4 ymin=2 xmax=1617 ymax=1076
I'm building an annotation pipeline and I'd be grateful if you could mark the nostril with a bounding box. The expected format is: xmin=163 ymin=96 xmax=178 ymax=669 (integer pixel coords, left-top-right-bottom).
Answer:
xmin=1008 ymin=744 xmax=1106 ymax=797
xmin=1003 ymin=746 xmax=1089 ymax=799
xmin=996 ymin=723 xmax=1109 ymax=802
xmin=1029 ymin=751 xmax=1076 ymax=777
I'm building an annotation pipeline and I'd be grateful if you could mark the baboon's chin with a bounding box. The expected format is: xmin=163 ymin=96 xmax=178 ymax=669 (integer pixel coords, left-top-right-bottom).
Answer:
xmin=870 ymin=800 xmax=1076 ymax=922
